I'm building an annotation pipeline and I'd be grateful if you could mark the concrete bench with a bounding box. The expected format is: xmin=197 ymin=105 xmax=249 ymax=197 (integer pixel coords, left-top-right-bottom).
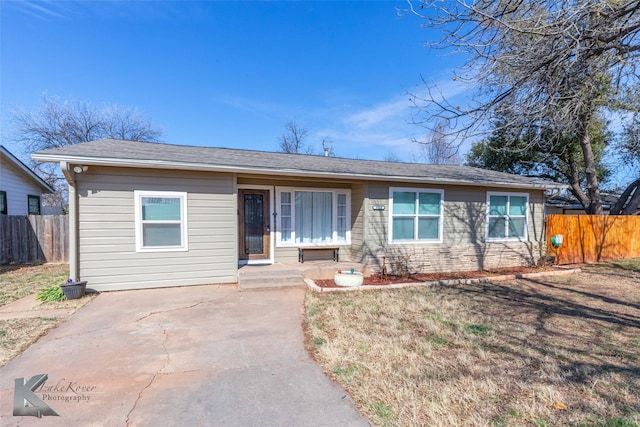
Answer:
xmin=298 ymin=246 xmax=340 ymax=263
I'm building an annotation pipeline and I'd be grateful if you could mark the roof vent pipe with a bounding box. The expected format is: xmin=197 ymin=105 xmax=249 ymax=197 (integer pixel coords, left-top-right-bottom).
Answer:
xmin=323 ymin=147 xmax=329 ymax=157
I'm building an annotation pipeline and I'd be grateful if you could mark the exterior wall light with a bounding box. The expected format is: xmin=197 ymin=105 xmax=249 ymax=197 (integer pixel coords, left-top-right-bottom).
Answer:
xmin=73 ymin=165 xmax=89 ymax=173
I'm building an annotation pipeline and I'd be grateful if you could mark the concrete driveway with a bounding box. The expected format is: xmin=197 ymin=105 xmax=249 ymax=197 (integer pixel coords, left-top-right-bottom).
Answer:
xmin=0 ymin=285 xmax=370 ymax=427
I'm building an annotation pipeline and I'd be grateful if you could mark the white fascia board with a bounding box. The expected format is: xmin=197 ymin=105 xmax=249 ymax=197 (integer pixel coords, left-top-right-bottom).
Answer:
xmin=3 ymin=146 xmax=55 ymax=193
xmin=31 ymin=153 xmax=566 ymax=191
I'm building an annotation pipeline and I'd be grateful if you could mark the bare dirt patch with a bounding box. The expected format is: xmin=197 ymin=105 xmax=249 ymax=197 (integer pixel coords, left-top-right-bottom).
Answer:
xmin=305 ymin=259 xmax=640 ymax=426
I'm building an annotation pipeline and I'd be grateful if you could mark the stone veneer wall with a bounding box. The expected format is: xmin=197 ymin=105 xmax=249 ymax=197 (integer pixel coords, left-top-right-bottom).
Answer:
xmin=364 ymin=242 xmax=544 ymax=275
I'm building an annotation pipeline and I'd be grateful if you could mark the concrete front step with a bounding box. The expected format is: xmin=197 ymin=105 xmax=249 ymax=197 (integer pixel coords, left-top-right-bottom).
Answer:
xmin=239 ymin=280 xmax=307 ymax=291
xmin=239 ymin=269 xmax=307 ymax=291
xmin=237 ymin=262 xmax=368 ymax=290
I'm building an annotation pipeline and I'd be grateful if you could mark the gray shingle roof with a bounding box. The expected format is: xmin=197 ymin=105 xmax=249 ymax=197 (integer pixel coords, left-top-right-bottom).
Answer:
xmin=32 ymin=139 xmax=562 ymax=190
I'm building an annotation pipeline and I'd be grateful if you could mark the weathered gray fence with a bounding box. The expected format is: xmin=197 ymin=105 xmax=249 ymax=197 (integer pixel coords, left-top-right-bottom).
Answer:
xmin=0 ymin=215 xmax=68 ymax=264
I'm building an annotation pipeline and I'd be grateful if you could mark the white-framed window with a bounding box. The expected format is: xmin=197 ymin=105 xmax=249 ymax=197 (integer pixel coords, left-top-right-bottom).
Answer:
xmin=389 ymin=187 xmax=443 ymax=243
xmin=134 ymin=191 xmax=188 ymax=252
xmin=0 ymin=191 xmax=6 ymax=215
xmin=276 ymin=187 xmax=351 ymax=246
xmin=486 ymin=192 xmax=528 ymax=241
xmin=28 ymin=195 xmax=41 ymax=215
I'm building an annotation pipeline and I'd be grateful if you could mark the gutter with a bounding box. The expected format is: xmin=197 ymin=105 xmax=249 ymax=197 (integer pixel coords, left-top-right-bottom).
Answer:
xmin=60 ymin=161 xmax=80 ymax=281
xmin=32 ymin=153 xmax=565 ymax=191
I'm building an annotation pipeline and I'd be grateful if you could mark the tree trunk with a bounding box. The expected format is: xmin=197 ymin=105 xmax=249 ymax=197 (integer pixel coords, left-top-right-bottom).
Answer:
xmin=566 ymin=150 xmax=591 ymax=209
xmin=578 ymin=115 xmax=603 ymax=215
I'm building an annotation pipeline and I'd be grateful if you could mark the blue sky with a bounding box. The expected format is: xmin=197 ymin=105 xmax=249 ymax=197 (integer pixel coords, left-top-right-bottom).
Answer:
xmin=1 ymin=0 xmax=468 ymax=163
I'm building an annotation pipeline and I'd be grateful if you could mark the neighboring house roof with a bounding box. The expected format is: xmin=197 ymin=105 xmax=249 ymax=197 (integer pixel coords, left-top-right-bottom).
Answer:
xmin=1 ymin=145 xmax=54 ymax=193
xmin=546 ymin=193 xmax=632 ymax=211
xmin=32 ymin=139 xmax=563 ymax=190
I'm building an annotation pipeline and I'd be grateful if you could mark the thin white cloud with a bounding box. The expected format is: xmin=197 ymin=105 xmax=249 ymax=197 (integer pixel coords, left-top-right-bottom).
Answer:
xmin=216 ymin=82 xmax=475 ymax=161
xmin=344 ymin=97 xmax=410 ymax=130
xmin=218 ymin=94 xmax=289 ymax=120
xmin=314 ymin=78 xmax=476 ymax=161
xmin=6 ymin=1 xmax=66 ymax=20
xmin=5 ymin=1 xmax=201 ymax=23
xmin=313 ymin=94 xmax=421 ymax=159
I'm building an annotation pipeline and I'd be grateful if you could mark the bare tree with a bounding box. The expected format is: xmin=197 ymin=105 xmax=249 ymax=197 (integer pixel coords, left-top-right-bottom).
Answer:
xmin=406 ymin=0 xmax=640 ymax=214
xmin=321 ymin=137 xmax=336 ymax=157
xmin=414 ymin=120 xmax=461 ymax=165
xmin=384 ymin=151 xmax=404 ymax=162
xmin=466 ymin=116 xmax=612 ymax=195
xmin=277 ymin=121 xmax=312 ymax=154
xmin=11 ymin=95 xmax=163 ymax=209
xmin=13 ymin=95 xmax=162 ymax=152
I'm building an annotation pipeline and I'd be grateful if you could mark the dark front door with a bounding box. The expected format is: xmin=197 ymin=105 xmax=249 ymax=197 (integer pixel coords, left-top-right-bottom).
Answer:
xmin=239 ymin=189 xmax=270 ymax=261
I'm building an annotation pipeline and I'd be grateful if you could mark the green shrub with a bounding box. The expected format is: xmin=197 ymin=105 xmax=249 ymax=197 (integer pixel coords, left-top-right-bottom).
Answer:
xmin=36 ymin=285 xmax=66 ymax=302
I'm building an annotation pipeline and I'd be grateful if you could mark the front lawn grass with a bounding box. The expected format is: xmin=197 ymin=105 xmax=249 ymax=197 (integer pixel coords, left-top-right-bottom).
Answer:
xmin=305 ymin=260 xmax=640 ymax=426
xmin=0 ymin=264 xmax=69 ymax=306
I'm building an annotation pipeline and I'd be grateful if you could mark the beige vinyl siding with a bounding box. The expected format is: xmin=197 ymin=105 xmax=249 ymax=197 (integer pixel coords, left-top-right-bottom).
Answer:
xmin=77 ymin=167 xmax=236 ymax=291
xmin=345 ymin=182 xmax=366 ymax=262
xmin=527 ymin=191 xmax=545 ymax=241
xmin=363 ymin=183 xmax=391 ymax=272
xmin=363 ymin=182 xmax=546 ymax=273
xmin=273 ymin=246 xmax=299 ymax=263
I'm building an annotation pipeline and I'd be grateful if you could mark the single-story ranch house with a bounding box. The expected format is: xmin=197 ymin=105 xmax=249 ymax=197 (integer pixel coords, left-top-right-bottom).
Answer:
xmin=33 ymin=139 xmax=562 ymax=291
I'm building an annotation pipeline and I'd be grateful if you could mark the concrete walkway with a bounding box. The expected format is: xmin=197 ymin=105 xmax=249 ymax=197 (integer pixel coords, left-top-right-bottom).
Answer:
xmin=0 ymin=294 xmax=77 ymax=320
xmin=0 ymin=285 xmax=371 ymax=427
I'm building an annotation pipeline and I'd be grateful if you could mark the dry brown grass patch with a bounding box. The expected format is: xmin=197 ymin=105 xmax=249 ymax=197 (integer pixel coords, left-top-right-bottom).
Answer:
xmin=0 ymin=264 xmax=97 ymax=367
xmin=0 ymin=317 xmax=64 ymax=366
xmin=305 ymin=260 xmax=640 ymax=426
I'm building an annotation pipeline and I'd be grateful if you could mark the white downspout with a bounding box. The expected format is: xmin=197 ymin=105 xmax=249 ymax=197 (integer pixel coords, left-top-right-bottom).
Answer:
xmin=61 ymin=161 xmax=79 ymax=281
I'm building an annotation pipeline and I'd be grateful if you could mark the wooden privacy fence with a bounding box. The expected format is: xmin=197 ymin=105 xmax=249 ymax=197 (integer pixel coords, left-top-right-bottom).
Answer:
xmin=0 ymin=215 xmax=68 ymax=264
xmin=546 ymin=214 xmax=640 ymax=264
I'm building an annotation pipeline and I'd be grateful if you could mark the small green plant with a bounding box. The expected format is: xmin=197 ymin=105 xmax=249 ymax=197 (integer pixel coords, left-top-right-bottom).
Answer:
xmin=425 ymin=334 xmax=449 ymax=347
xmin=491 ymin=416 xmax=508 ymax=427
xmin=36 ymin=285 xmax=66 ymax=302
xmin=369 ymin=400 xmax=394 ymax=424
xmin=311 ymin=336 xmax=326 ymax=347
xmin=578 ymin=418 xmax=639 ymax=427
xmin=465 ymin=323 xmax=493 ymax=336
xmin=333 ymin=365 xmax=360 ymax=378
xmin=508 ymin=407 xmax=522 ymax=418
xmin=357 ymin=343 xmax=370 ymax=352
xmin=605 ymin=419 xmax=638 ymax=427
xmin=307 ymin=305 xmax=318 ymax=317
